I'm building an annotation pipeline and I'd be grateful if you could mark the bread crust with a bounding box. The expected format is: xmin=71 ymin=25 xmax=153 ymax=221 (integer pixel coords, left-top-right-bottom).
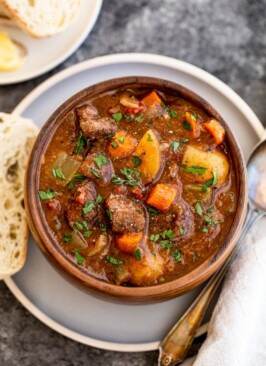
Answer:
xmin=0 ymin=0 xmax=81 ymax=38
xmin=0 ymin=113 xmax=38 ymax=279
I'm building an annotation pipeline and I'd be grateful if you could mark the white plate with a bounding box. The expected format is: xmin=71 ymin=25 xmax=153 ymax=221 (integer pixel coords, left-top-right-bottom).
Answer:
xmin=0 ymin=0 xmax=102 ymax=85
xmin=5 ymin=53 xmax=264 ymax=353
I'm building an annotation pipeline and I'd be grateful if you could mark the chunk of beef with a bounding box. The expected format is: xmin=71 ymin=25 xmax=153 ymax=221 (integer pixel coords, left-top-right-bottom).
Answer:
xmin=105 ymin=194 xmax=146 ymax=233
xmin=79 ymin=152 xmax=114 ymax=186
xmin=65 ymin=182 xmax=98 ymax=227
xmin=76 ymin=105 xmax=118 ymax=140
xmin=172 ymin=199 xmax=194 ymax=240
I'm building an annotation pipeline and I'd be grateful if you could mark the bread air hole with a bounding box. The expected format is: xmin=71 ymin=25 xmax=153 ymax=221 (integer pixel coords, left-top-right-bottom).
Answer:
xmin=6 ymin=161 xmax=18 ymax=182
xmin=4 ymin=199 xmax=13 ymax=210
xmin=14 ymin=250 xmax=20 ymax=258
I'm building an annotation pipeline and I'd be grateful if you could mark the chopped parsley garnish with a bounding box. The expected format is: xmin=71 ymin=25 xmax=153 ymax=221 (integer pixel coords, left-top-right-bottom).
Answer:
xmin=135 ymin=209 xmax=142 ymax=214
xmin=96 ymin=194 xmax=103 ymax=204
xmin=63 ymin=234 xmax=72 ymax=242
xmin=160 ymin=240 xmax=173 ymax=250
xmin=132 ymin=155 xmax=142 ymax=168
xmin=68 ymin=182 xmax=74 ymax=190
xmin=183 ymin=121 xmax=192 ymax=130
xmin=112 ymin=112 xmax=123 ymax=122
xmin=171 ymin=141 xmax=180 ymax=153
xmin=148 ymin=120 xmax=154 ymax=126
xmin=106 ymin=209 xmax=112 ymax=219
xmin=124 ymin=114 xmax=132 ymax=120
xmin=83 ymin=230 xmax=92 ymax=238
xmin=133 ymin=249 xmax=142 ymax=261
xmin=169 ymin=109 xmax=178 ymax=118
xmin=161 ymin=229 xmax=175 ymax=239
xmin=76 ymin=132 xmax=89 ymax=154
xmin=171 ymin=250 xmax=183 ymax=263
xmin=118 ymin=136 xmax=125 ymax=144
xmin=190 ymin=113 xmax=197 ymax=121
xmin=90 ymin=168 xmax=101 ymax=178
xmin=202 ymin=227 xmax=208 ymax=233
xmin=73 ymin=174 xmax=87 ymax=182
xmin=202 ymin=171 xmax=218 ymax=192
xmin=135 ymin=113 xmax=143 ymax=122
xmin=111 ymin=141 xmax=118 ymax=149
xmin=112 ymin=168 xmax=141 ymax=186
xmin=147 ymin=133 xmax=153 ymax=141
xmin=106 ymin=132 xmax=114 ymax=138
xmin=94 ymin=154 xmax=108 ymax=169
xmin=74 ymin=221 xmax=84 ymax=230
xmin=74 ymin=249 xmax=85 ymax=264
xmin=179 ymin=227 xmax=184 ymax=235
xmin=166 ymin=121 xmax=171 ymax=128
xmin=182 ymin=164 xmax=208 ymax=176
xmin=52 ymin=167 xmax=66 ymax=180
xmin=147 ymin=206 xmax=158 ymax=217
xmin=195 ymin=201 xmax=203 ymax=216
xmin=204 ymin=215 xmax=212 ymax=224
xmin=150 ymin=233 xmax=160 ymax=242
xmin=82 ymin=200 xmax=95 ymax=214
xmin=38 ymin=190 xmax=58 ymax=200
xmin=106 ymin=256 xmax=124 ymax=265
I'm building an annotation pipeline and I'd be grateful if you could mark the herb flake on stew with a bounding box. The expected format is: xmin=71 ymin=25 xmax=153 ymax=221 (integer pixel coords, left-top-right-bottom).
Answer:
xmin=38 ymin=190 xmax=58 ymax=200
xmin=106 ymin=256 xmax=124 ymax=265
xmin=106 ymin=209 xmax=112 ymax=219
xmin=74 ymin=249 xmax=85 ymax=264
xmin=76 ymin=131 xmax=89 ymax=154
xmin=195 ymin=201 xmax=203 ymax=216
xmin=112 ymin=112 xmax=123 ymax=123
xmin=111 ymin=141 xmax=118 ymax=149
xmin=135 ymin=113 xmax=143 ymax=123
xmin=190 ymin=113 xmax=197 ymax=121
xmin=74 ymin=221 xmax=84 ymax=230
xmin=169 ymin=109 xmax=178 ymax=118
xmin=171 ymin=250 xmax=183 ymax=263
xmin=52 ymin=167 xmax=66 ymax=180
xmin=118 ymin=136 xmax=125 ymax=144
xmin=202 ymin=227 xmax=208 ymax=233
xmin=73 ymin=174 xmax=87 ymax=182
xmin=94 ymin=154 xmax=108 ymax=169
xmin=83 ymin=230 xmax=92 ymax=238
xmin=132 ymin=155 xmax=142 ymax=168
xmin=82 ymin=200 xmax=95 ymax=214
xmin=96 ymin=194 xmax=103 ymax=204
xmin=90 ymin=168 xmax=101 ymax=178
xmin=161 ymin=229 xmax=175 ymax=239
xmin=63 ymin=234 xmax=72 ymax=242
xmin=183 ymin=121 xmax=192 ymax=131
xmin=182 ymin=164 xmax=208 ymax=176
xmin=148 ymin=120 xmax=154 ymax=126
xmin=179 ymin=227 xmax=184 ymax=235
xmin=68 ymin=182 xmax=74 ymax=190
xmin=133 ymin=249 xmax=142 ymax=261
xmin=150 ymin=233 xmax=160 ymax=242
xmin=171 ymin=141 xmax=180 ymax=153
xmin=160 ymin=240 xmax=173 ymax=250
xmin=147 ymin=133 xmax=153 ymax=142
xmin=147 ymin=206 xmax=158 ymax=217
xmin=202 ymin=170 xmax=218 ymax=192
xmin=112 ymin=168 xmax=141 ymax=186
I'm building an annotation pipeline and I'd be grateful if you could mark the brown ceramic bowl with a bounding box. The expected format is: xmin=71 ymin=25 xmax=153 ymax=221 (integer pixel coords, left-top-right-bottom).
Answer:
xmin=25 ymin=76 xmax=248 ymax=303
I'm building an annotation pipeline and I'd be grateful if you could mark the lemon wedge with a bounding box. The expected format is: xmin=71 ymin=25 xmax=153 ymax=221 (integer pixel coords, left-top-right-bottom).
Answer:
xmin=0 ymin=32 xmax=27 ymax=71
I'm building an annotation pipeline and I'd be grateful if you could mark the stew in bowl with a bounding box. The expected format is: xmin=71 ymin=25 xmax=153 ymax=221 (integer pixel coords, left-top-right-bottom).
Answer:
xmin=25 ymin=77 xmax=247 ymax=302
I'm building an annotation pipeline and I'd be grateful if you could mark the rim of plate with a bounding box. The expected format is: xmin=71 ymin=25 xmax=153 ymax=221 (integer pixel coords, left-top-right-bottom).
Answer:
xmin=0 ymin=0 xmax=103 ymax=85
xmin=6 ymin=53 xmax=264 ymax=353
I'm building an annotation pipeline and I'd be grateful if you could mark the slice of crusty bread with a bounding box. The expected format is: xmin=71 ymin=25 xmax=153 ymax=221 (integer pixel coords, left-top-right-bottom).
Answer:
xmin=0 ymin=113 xmax=38 ymax=279
xmin=0 ymin=0 xmax=81 ymax=38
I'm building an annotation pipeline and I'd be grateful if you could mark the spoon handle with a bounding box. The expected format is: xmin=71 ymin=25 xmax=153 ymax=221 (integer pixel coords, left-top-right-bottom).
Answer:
xmin=158 ymin=206 xmax=264 ymax=366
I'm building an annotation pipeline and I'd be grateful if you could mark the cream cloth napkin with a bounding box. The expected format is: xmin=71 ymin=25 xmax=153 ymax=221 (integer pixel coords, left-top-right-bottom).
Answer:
xmin=182 ymin=216 xmax=266 ymax=366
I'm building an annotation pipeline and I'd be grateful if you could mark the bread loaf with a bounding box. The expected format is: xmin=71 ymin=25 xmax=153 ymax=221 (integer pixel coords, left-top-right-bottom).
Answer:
xmin=0 ymin=113 xmax=38 ymax=279
xmin=0 ymin=0 xmax=81 ymax=38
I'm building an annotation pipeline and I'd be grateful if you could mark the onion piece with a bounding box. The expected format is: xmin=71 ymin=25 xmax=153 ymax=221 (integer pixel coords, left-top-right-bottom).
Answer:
xmin=119 ymin=94 xmax=140 ymax=109
xmin=87 ymin=234 xmax=109 ymax=257
xmin=52 ymin=152 xmax=81 ymax=186
xmin=68 ymin=231 xmax=88 ymax=250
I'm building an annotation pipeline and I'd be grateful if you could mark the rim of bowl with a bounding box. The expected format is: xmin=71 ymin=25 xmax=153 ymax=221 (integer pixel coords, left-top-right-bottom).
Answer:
xmin=25 ymin=76 xmax=248 ymax=302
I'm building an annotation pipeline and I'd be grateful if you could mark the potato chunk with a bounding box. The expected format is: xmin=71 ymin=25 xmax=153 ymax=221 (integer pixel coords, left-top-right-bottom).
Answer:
xmin=134 ymin=129 xmax=163 ymax=185
xmin=182 ymin=145 xmax=229 ymax=185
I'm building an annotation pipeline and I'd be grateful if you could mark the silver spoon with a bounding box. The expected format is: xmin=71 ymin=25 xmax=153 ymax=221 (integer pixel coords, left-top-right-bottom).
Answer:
xmin=158 ymin=136 xmax=266 ymax=366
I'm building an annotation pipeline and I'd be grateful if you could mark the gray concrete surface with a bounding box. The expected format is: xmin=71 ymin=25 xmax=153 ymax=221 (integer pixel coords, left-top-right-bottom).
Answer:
xmin=0 ymin=0 xmax=265 ymax=365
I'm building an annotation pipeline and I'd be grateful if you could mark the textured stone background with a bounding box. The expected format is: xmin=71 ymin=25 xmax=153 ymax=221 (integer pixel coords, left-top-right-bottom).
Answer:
xmin=0 ymin=0 xmax=266 ymax=365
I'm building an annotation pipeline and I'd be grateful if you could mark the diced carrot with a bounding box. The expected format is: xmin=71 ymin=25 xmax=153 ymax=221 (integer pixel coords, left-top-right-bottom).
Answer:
xmin=185 ymin=112 xmax=200 ymax=138
xmin=116 ymin=233 xmax=143 ymax=254
xmin=141 ymin=91 xmax=162 ymax=106
xmin=107 ymin=130 xmax=137 ymax=158
xmin=202 ymin=119 xmax=225 ymax=145
xmin=146 ymin=183 xmax=178 ymax=212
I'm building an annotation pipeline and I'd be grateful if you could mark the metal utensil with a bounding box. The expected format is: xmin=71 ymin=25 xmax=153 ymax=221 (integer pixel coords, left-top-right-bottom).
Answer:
xmin=158 ymin=137 xmax=266 ymax=366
